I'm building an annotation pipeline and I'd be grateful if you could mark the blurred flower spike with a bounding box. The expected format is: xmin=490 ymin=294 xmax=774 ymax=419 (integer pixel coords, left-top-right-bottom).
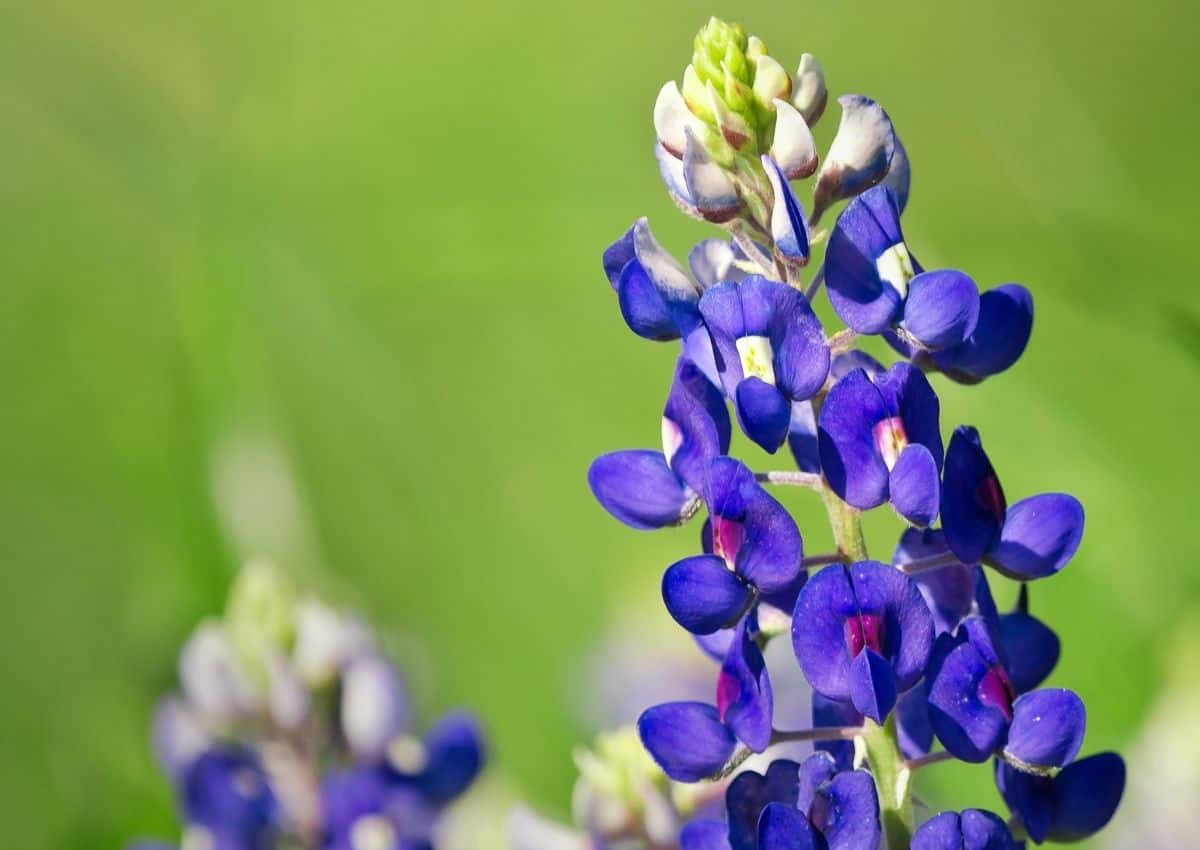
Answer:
xmin=131 ymin=561 xmax=485 ymax=850
xmin=573 ymin=14 xmax=1126 ymax=850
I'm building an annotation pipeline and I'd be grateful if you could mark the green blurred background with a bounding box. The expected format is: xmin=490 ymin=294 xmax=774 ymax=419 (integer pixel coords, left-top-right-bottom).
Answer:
xmin=2 ymin=0 xmax=1197 ymax=846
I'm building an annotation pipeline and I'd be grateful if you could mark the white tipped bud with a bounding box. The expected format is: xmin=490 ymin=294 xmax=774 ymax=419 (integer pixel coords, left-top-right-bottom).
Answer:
xmin=151 ymin=696 xmax=209 ymax=779
xmin=705 ymin=80 xmax=752 ymax=150
xmin=341 ymin=655 xmax=408 ymax=761
xmin=178 ymin=620 xmax=260 ymax=723
xmin=770 ymin=99 xmax=818 ymax=180
xmin=682 ymin=129 xmax=742 ymax=223
xmin=292 ymin=598 xmax=375 ymax=688
xmin=654 ymin=82 xmax=704 ymax=159
xmin=753 ymin=54 xmax=792 ymax=110
xmin=792 ymin=53 xmax=827 ymax=126
xmin=812 ymin=95 xmax=897 ymax=225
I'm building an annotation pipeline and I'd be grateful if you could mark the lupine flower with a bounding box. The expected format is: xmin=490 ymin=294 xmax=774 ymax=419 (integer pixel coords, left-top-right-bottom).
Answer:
xmin=132 ymin=562 xmax=484 ymax=850
xmin=589 ymin=357 xmax=730 ymax=530
xmin=603 ymin=217 xmax=706 ymax=342
xmin=995 ymin=752 xmax=1125 ymax=844
xmin=925 ymin=616 xmax=1084 ymax=770
xmin=910 ymin=809 xmax=1017 ymax=850
xmin=818 ymin=361 xmax=943 ymax=526
xmin=942 ymin=426 xmax=1085 ymax=580
xmin=581 ymin=15 xmax=1125 ymax=850
xmin=699 ymin=276 xmax=829 ymax=452
xmin=792 ymin=561 xmax=933 ymax=723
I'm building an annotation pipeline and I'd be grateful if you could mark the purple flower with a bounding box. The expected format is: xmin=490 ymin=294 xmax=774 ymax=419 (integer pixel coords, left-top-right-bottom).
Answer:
xmin=942 ymin=426 xmax=1085 ymax=580
xmin=181 ymin=749 xmax=277 ymax=850
xmin=933 ymin=284 xmax=1034 ymax=384
xmin=589 ymin=357 xmax=730 ymax=530
xmin=824 ymin=186 xmax=980 ymax=349
xmin=911 ymin=809 xmax=1017 ymax=850
xmin=603 ymin=217 xmax=705 ymax=342
xmin=638 ymin=701 xmax=738 ymax=783
xmin=662 ymin=457 xmax=803 ymax=634
xmin=818 ymin=362 xmax=943 ymax=526
xmin=995 ymin=752 xmax=1125 ymax=844
xmin=699 ymin=277 xmax=830 ymax=452
xmin=926 ymin=617 xmax=1084 ymax=770
xmin=791 ymin=561 xmax=933 ymax=723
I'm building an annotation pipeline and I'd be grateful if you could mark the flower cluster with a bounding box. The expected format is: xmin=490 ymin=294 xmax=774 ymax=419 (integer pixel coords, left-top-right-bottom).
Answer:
xmin=588 ymin=18 xmax=1124 ymax=850
xmin=130 ymin=562 xmax=485 ymax=850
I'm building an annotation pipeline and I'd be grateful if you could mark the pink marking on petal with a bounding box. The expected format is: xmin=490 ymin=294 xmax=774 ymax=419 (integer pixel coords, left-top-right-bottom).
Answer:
xmin=974 ymin=474 xmax=1007 ymax=524
xmin=872 ymin=416 xmax=909 ymax=471
xmin=843 ymin=613 xmax=885 ymax=658
xmin=661 ymin=416 xmax=685 ymax=466
xmin=978 ymin=665 xmax=1016 ymax=721
xmin=716 ymin=668 xmax=738 ymax=721
xmin=711 ymin=515 xmax=745 ymax=567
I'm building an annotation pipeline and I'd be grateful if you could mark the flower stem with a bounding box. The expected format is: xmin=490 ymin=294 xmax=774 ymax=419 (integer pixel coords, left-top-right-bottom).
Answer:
xmin=861 ymin=716 xmax=914 ymax=850
xmin=755 ymin=470 xmax=823 ymax=489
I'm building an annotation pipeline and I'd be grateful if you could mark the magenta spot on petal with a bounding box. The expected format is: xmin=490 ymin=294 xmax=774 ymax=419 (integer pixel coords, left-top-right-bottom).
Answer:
xmin=872 ymin=416 xmax=909 ymax=471
xmin=711 ymin=515 xmax=745 ymax=566
xmin=978 ymin=665 xmax=1016 ymax=721
xmin=843 ymin=613 xmax=884 ymax=658
xmin=974 ymin=474 xmax=1007 ymax=524
xmin=807 ymin=792 xmax=832 ymax=832
xmin=716 ymin=668 xmax=738 ymax=721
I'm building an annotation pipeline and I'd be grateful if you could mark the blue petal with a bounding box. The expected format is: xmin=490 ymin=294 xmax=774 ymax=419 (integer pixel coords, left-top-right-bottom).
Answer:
xmin=182 ymin=748 xmax=276 ymax=836
xmin=935 ymin=284 xmax=1034 ymax=383
xmin=1003 ymin=689 xmax=1085 ymax=772
xmin=881 ymin=134 xmax=911 ymax=214
xmin=812 ymin=95 xmax=897 ymax=224
xmin=847 ymin=648 xmax=896 ymax=723
xmin=817 ymin=368 xmax=891 ymax=509
xmin=689 ymin=239 xmax=745 ymax=290
xmin=987 ymin=494 xmax=1084 ymax=581
xmin=1046 ymin=752 xmax=1125 ymax=842
xmin=787 ymin=401 xmax=821 ymax=474
xmin=718 ymin=619 xmax=774 ymax=752
xmin=926 ymin=629 xmax=1010 ymax=763
xmin=996 ymin=610 xmax=1060 ymax=694
xmin=663 ymin=357 xmax=732 ymax=494
xmin=901 ymin=270 xmax=981 ymax=350
xmin=824 ymin=185 xmax=910 ymax=334
xmin=663 ymin=555 xmax=754 ymax=634
xmin=726 ymin=760 xmax=801 ymax=850
xmin=912 ymin=809 xmax=1016 ymax=850
xmin=602 ymin=223 xmax=637 ymax=288
xmin=814 ymin=769 xmax=883 ymax=850
xmin=414 ymin=712 xmax=485 ymax=804
xmin=763 ymin=155 xmax=810 ymax=263
xmin=681 ymin=820 xmax=734 ymax=850
xmin=758 ymin=802 xmax=818 ymax=850
xmin=736 ymin=378 xmax=792 ymax=453
xmin=889 ymin=443 xmax=940 ymax=527
xmin=896 ymin=687 xmax=934 ymax=760
xmin=587 ymin=450 xmax=692 ymax=530
xmin=941 ymin=427 xmax=1005 ymax=565
xmin=619 ymin=257 xmax=685 ymax=340
xmin=638 ymin=702 xmax=737 ymax=783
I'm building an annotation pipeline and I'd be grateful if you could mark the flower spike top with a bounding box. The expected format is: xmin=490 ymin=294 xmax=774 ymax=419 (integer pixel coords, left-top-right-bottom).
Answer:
xmin=131 ymin=562 xmax=485 ymax=850
xmin=578 ymin=14 xmax=1125 ymax=850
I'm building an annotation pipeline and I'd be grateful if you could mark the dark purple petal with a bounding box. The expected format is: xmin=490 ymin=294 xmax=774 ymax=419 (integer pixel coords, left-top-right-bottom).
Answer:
xmin=927 ymin=631 xmax=1010 ymax=762
xmin=708 ymin=458 xmax=804 ymax=595
xmin=825 ymin=186 xmax=911 ymax=334
xmin=889 ymin=443 xmax=940 ymax=527
xmin=895 ymin=526 xmax=974 ymax=633
xmin=717 ymin=620 xmax=774 ymax=752
xmin=695 ymin=627 xmax=737 ymax=662
xmin=996 ymin=611 xmax=1060 ymax=693
xmin=874 ymin=362 xmax=944 ymax=468
xmin=987 ymin=494 xmax=1084 ymax=580
xmin=1003 ymin=689 xmax=1085 ymax=772
xmin=619 ymin=258 xmax=683 ymax=341
xmin=758 ymin=802 xmax=819 ymax=850
xmin=681 ymin=819 xmax=734 ymax=850
xmin=901 ymin=270 xmax=981 ymax=350
xmin=1046 ymin=752 xmax=1125 ymax=842
xmin=812 ymin=694 xmax=861 ymax=771
xmin=792 ymin=565 xmax=859 ymax=700
xmin=765 ymin=292 xmax=829 ymax=404
xmin=935 ymin=284 xmax=1034 ymax=383
xmin=612 ymin=218 xmax=703 ymax=340
xmin=896 ymin=687 xmax=934 ymax=760
xmin=847 ymin=648 xmax=896 ymax=723
xmin=727 ymin=760 xmax=801 ymax=850
xmin=638 ymin=702 xmax=737 ymax=783
xmin=912 ymin=810 xmax=1016 ymax=850
xmin=602 ymin=223 xmax=637 ymax=288
xmin=816 ymin=769 xmax=883 ymax=850
xmin=795 ymin=751 xmax=838 ymax=814
xmin=736 ymin=378 xmax=792 ymax=453
xmin=994 ymin=760 xmax=1054 ymax=844
xmin=942 ymin=427 xmax=1005 ymax=565
xmin=414 ymin=712 xmax=485 ymax=804
xmin=845 ymin=561 xmax=934 ymax=690
xmin=763 ymin=156 xmax=811 ymax=263
xmin=818 ymin=369 xmax=891 ymax=509
xmin=663 ymin=555 xmax=754 ymax=635
xmin=787 ymin=401 xmax=820 ymax=474
xmin=587 ymin=451 xmax=692 ymax=530
xmin=830 ymin=350 xmax=885 ymax=381
xmin=182 ymin=749 xmax=276 ymax=837
xmin=664 ymin=357 xmax=733 ymax=493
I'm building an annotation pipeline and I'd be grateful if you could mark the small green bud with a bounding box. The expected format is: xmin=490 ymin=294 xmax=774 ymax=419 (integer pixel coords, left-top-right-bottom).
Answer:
xmin=681 ymin=64 xmax=714 ymax=123
xmin=226 ymin=559 xmax=296 ymax=679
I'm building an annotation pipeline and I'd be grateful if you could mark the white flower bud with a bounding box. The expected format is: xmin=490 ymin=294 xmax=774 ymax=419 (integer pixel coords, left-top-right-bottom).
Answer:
xmin=341 ymin=654 xmax=408 ymax=761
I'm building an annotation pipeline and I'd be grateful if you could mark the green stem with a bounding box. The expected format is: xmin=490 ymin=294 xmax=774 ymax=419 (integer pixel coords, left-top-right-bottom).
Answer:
xmin=861 ymin=716 xmax=914 ymax=849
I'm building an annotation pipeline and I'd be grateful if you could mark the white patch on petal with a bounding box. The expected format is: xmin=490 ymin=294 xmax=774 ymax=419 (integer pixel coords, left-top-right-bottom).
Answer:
xmin=630 ymin=215 xmax=696 ymax=298
xmin=872 ymin=416 xmax=909 ymax=471
xmin=792 ymin=53 xmax=827 ymax=126
xmin=736 ymin=336 xmax=776 ymax=385
xmin=661 ymin=416 xmax=684 ymax=465
xmin=350 ymin=815 xmax=398 ymax=850
xmin=875 ymin=243 xmax=914 ymax=299
xmin=770 ymin=100 xmax=817 ymax=180
xmin=653 ymin=81 xmax=702 ymax=158
xmin=387 ymin=735 xmax=429 ymax=773
xmin=181 ymin=826 xmax=215 ymax=850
